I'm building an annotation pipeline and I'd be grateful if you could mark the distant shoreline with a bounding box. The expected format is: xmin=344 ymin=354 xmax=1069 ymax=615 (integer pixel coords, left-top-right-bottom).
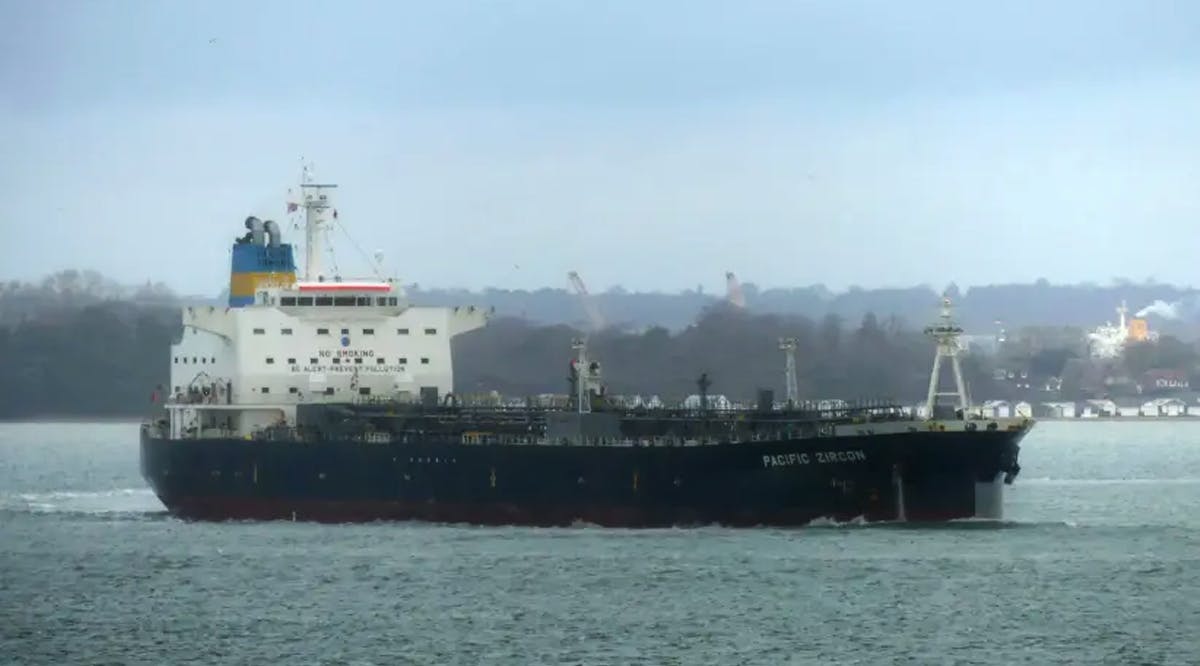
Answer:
xmin=2 ymin=414 xmax=1199 ymax=425
xmin=1013 ymin=416 xmax=1200 ymax=422
xmin=0 ymin=416 xmax=143 ymax=424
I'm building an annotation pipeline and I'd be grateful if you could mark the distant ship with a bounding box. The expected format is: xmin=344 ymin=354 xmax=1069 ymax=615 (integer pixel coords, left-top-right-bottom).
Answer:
xmin=140 ymin=169 xmax=1031 ymax=526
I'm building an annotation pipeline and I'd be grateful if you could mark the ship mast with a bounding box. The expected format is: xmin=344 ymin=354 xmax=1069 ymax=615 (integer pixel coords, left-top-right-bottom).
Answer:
xmin=924 ymin=296 xmax=970 ymax=419
xmin=572 ymin=337 xmax=591 ymax=414
xmin=300 ymin=164 xmax=338 ymax=282
xmin=779 ymin=337 xmax=799 ymax=408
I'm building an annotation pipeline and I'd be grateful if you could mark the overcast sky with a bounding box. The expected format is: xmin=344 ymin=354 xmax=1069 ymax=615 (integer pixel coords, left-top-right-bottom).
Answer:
xmin=3 ymin=1 xmax=1199 ymax=295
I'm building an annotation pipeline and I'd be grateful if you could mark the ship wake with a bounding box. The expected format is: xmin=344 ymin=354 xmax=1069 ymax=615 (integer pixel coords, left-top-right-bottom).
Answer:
xmin=1 ymin=488 xmax=167 ymax=520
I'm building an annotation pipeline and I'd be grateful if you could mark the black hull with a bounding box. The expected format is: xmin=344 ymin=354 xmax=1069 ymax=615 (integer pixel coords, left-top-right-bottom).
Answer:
xmin=140 ymin=426 xmax=1027 ymax=527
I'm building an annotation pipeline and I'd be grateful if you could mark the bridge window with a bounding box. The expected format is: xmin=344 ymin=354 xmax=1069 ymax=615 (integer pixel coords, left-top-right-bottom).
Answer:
xmin=309 ymin=357 xmax=318 ymax=364
xmin=397 ymin=328 xmax=409 ymax=335
xmin=389 ymin=297 xmax=399 ymax=306
xmin=341 ymin=328 xmax=349 ymax=335
xmin=281 ymin=328 xmax=293 ymax=335
xmin=316 ymin=328 xmax=329 ymax=335
xmin=261 ymin=387 xmax=270 ymax=394
xmin=201 ymin=358 xmax=207 ymax=364
xmin=266 ymin=357 xmax=275 ymax=364
xmin=289 ymin=387 xmax=298 ymax=394
xmin=298 ymin=297 xmax=313 ymax=306
xmin=333 ymin=296 xmax=355 ymax=306
xmin=332 ymin=358 xmax=340 ymax=364
xmin=362 ymin=328 xmax=374 ymax=335
xmin=375 ymin=297 xmax=388 ymax=306
xmin=173 ymin=356 xmax=178 ymax=364
xmin=399 ymin=357 xmax=407 ymax=364
xmin=359 ymin=387 xmax=371 ymax=396
xmin=376 ymin=358 xmax=385 ymax=364
xmin=356 ymin=297 xmax=371 ymax=306
xmin=211 ymin=357 xmax=215 ymax=364
xmin=280 ymin=297 xmax=297 ymax=306
xmin=420 ymin=357 xmax=430 ymax=365
xmin=315 ymin=297 xmax=333 ymax=306
xmin=354 ymin=358 xmax=363 ymax=365
xmin=424 ymin=328 xmax=437 ymax=335
xmin=287 ymin=357 xmax=296 ymax=365
xmin=253 ymin=328 xmax=265 ymax=335
xmin=324 ymin=387 xmax=334 ymax=395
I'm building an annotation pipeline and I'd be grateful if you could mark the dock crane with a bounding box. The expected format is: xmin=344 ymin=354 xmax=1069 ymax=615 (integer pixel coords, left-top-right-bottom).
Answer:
xmin=567 ymin=271 xmax=606 ymax=332
xmin=725 ymin=272 xmax=746 ymax=308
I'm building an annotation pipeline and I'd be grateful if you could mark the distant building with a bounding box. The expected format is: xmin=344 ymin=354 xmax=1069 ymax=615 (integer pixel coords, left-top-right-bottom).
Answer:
xmin=1081 ymin=399 xmax=1117 ymax=418
xmin=1141 ymin=369 xmax=1190 ymax=394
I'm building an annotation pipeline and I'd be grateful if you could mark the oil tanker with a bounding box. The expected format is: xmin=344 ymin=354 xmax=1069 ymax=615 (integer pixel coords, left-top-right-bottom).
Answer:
xmin=140 ymin=170 xmax=1030 ymax=526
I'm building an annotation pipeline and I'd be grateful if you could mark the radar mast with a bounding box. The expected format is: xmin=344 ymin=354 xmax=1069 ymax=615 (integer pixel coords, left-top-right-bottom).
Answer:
xmin=299 ymin=164 xmax=338 ymax=282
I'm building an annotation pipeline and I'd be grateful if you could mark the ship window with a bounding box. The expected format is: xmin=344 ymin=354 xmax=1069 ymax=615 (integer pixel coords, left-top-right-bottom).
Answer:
xmin=334 ymin=296 xmax=355 ymax=306
xmin=266 ymin=357 xmax=275 ymax=364
xmin=399 ymin=357 xmax=407 ymax=364
xmin=287 ymin=357 xmax=296 ymax=365
xmin=424 ymin=328 xmax=437 ymax=335
xmin=356 ymin=297 xmax=371 ymax=306
xmin=341 ymin=328 xmax=349 ymax=335
xmin=298 ymin=297 xmax=314 ymax=306
xmin=261 ymin=387 xmax=270 ymax=394
xmin=354 ymin=357 xmax=363 ymax=365
xmin=281 ymin=328 xmax=293 ymax=335
xmin=421 ymin=357 xmax=430 ymax=365
xmin=389 ymin=297 xmax=398 ymax=306
xmin=174 ymin=386 xmax=180 ymax=393
xmin=362 ymin=328 xmax=374 ymax=335
xmin=211 ymin=357 xmax=215 ymax=364
xmin=397 ymin=328 xmax=409 ymax=335
xmin=324 ymin=387 xmax=334 ymax=395
xmin=332 ymin=358 xmax=341 ymax=364
xmin=358 ymin=387 xmax=371 ymax=396
xmin=173 ymin=356 xmax=178 ymax=364
xmin=376 ymin=297 xmax=387 ymax=306
xmin=310 ymin=357 xmax=318 ymax=364
xmin=289 ymin=387 xmax=298 ymax=394
xmin=253 ymin=328 xmax=265 ymax=335
xmin=316 ymin=328 xmax=329 ymax=335
xmin=201 ymin=358 xmax=207 ymax=364
xmin=376 ymin=358 xmax=385 ymax=364
xmin=280 ymin=297 xmax=297 ymax=306
xmin=192 ymin=357 xmax=197 ymax=364
xmin=315 ymin=296 xmax=333 ymax=306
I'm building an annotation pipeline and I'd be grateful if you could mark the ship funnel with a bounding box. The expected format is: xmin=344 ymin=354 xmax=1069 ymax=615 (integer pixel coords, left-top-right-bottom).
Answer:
xmin=263 ymin=220 xmax=281 ymax=248
xmin=244 ymin=216 xmax=265 ymax=245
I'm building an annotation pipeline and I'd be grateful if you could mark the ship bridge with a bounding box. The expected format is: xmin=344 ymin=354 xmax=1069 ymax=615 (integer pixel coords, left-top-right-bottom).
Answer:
xmin=164 ymin=168 xmax=489 ymax=441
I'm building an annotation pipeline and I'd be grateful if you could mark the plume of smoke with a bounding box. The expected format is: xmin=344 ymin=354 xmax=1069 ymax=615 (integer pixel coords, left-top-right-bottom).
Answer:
xmin=1135 ymin=300 xmax=1181 ymax=319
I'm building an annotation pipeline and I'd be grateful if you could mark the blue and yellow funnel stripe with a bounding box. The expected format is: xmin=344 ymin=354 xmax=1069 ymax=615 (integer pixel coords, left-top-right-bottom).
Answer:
xmin=229 ymin=243 xmax=297 ymax=307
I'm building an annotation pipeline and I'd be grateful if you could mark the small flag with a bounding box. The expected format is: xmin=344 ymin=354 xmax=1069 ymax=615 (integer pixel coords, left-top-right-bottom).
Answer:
xmin=287 ymin=202 xmax=299 ymax=213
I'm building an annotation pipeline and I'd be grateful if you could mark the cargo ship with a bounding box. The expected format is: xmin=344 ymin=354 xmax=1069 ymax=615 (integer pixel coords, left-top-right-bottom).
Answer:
xmin=140 ymin=170 xmax=1031 ymax=526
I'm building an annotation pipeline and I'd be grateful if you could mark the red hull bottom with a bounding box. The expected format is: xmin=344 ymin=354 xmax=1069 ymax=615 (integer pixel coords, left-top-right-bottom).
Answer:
xmin=163 ymin=496 xmax=978 ymax=527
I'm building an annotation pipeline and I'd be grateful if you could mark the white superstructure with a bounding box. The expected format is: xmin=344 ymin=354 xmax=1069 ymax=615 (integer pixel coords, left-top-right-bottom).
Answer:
xmin=164 ymin=171 xmax=488 ymax=439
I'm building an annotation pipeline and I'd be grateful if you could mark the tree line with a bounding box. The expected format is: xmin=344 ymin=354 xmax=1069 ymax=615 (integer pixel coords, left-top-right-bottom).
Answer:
xmin=0 ymin=299 xmax=1005 ymax=418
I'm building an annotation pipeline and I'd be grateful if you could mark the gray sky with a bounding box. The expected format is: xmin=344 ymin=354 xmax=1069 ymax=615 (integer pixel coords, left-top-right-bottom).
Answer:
xmin=3 ymin=1 xmax=1199 ymax=296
